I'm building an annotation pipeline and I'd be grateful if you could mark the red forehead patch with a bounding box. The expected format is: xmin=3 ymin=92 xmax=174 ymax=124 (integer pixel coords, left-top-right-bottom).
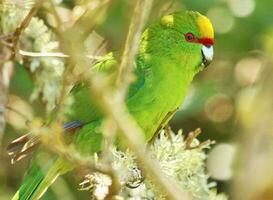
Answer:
xmin=198 ymin=38 xmax=214 ymax=46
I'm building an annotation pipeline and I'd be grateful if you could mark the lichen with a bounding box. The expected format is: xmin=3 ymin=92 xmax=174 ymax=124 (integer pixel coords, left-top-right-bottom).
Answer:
xmin=1 ymin=0 xmax=65 ymax=112
xmin=80 ymin=130 xmax=227 ymax=200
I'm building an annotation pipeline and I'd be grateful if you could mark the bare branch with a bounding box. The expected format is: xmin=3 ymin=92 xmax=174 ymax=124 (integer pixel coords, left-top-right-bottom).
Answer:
xmin=19 ymin=50 xmax=69 ymax=58
xmin=116 ymin=0 xmax=153 ymax=99
xmin=0 ymin=32 xmax=14 ymax=40
xmin=12 ymin=0 xmax=45 ymax=57
xmin=19 ymin=50 xmax=102 ymax=59
xmin=85 ymin=74 xmax=192 ymax=200
xmin=0 ymin=62 xmax=14 ymax=145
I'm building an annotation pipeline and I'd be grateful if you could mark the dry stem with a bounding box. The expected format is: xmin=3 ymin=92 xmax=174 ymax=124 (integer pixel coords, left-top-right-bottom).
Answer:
xmin=11 ymin=0 xmax=45 ymax=58
xmin=116 ymin=0 xmax=153 ymax=99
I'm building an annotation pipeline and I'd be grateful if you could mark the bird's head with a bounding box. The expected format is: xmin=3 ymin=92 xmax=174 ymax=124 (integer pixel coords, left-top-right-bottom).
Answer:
xmin=140 ymin=11 xmax=214 ymax=69
xmin=185 ymin=12 xmax=214 ymax=67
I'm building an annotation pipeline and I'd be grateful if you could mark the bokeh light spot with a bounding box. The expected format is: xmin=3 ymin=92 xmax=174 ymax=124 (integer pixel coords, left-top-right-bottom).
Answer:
xmin=207 ymin=143 xmax=236 ymax=180
xmin=207 ymin=7 xmax=235 ymax=34
xmin=228 ymin=0 xmax=255 ymax=17
xmin=235 ymin=57 xmax=263 ymax=86
xmin=205 ymin=94 xmax=234 ymax=122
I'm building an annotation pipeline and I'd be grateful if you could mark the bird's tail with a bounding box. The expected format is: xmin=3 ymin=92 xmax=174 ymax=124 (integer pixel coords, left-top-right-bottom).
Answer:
xmin=12 ymin=158 xmax=73 ymax=200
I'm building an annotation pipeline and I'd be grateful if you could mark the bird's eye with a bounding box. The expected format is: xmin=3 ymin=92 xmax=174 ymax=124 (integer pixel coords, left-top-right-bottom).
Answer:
xmin=185 ymin=33 xmax=196 ymax=42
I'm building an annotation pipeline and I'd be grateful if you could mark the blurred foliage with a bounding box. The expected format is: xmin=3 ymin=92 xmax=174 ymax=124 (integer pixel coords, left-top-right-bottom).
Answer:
xmin=1 ymin=0 xmax=273 ymax=199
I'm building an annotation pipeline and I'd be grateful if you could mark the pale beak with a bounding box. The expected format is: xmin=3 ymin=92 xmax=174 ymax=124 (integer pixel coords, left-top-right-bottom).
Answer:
xmin=201 ymin=45 xmax=214 ymax=67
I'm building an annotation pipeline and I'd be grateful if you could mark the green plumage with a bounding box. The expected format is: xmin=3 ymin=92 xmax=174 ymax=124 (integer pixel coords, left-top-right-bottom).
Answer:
xmin=13 ymin=11 xmax=211 ymax=200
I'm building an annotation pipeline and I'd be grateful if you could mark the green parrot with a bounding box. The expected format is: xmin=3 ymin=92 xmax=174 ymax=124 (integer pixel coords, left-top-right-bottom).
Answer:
xmin=8 ymin=10 xmax=214 ymax=200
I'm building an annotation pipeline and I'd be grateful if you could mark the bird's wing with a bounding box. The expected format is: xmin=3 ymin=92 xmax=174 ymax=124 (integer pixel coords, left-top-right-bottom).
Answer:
xmin=7 ymin=53 xmax=145 ymax=163
xmin=67 ymin=52 xmax=145 ymax=123
xmin=66 ymin=52 xmax=118 ymax=122
xmin=6 ymin=121 xmax=84 ymax=164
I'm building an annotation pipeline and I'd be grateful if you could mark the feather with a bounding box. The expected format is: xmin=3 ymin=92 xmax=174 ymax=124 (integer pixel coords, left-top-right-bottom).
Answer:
xmin=7 ymin=121 xmax=84 ymax=163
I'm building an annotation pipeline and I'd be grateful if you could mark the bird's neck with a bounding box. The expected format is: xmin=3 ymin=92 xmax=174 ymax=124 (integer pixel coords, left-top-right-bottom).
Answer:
xmin=136 ymin=52 xmax=199 ymax=96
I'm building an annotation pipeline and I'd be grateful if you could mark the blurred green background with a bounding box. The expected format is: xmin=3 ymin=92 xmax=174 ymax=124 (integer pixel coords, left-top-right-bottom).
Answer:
xmin=1 ymin=0 xmax=273 ymax=199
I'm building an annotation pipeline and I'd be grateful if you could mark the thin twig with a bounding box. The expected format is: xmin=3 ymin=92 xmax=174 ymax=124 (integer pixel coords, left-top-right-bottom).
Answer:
xmin=0 ymin=32 xmax=14 ymax=40
xmin=0 ymin=62 xmax=14 ymax=145
xmin=161 ymin=0 xmax=175 ymax=16
xmin=48 ymin=0 xmax=62 ymax=31
xmin=12 ymin=0 xmax=45 ymax=58
xmin=116 ymin=0 xmax=153 ymax=99
xmin=19 ymin=49 xmax=102 ymax=59
xmin=185 ymin=128 xmax=202 ymax=149
xmin=72 ymin=0 xmax=112 ymax=39
xmin=6 ymin=106 xmax=32 ymax=122
xmin=19 ymin=50 xmax=69 ymax=58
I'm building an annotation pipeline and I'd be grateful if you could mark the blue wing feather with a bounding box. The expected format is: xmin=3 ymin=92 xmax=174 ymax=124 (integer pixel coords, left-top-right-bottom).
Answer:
xmin=63 ymin=120 xmax=83 ymax=132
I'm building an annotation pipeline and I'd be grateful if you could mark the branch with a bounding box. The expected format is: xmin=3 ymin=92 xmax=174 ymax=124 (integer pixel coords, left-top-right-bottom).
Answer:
xmin=85 ymin=74 xmax=191 ymax=200
xmin=12 ymin=0 xmax=45 ymax=58
xmin=19 ymin=50 xmax=69 ymax=58
xmin=0 ymin=32 xmax=14 ymax=40
xmin=19 ymin=49 xmax=102 ymax=60
xmin=0 ymin=62 xmax=14 ymax=145
xmin=19 ymin=50 xmax=102 ymax=60
xmin=116 ymin=0 xmax=153 ymax=99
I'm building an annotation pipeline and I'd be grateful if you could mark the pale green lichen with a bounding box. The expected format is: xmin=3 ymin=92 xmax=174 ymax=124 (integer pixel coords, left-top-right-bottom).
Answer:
xmin=80 ymin=173 xmax=112 ymax=200
xmin=0 ymin=0 xmax=65 ymax=112
xmin=23 ymin=17 xmax=65 ymax=112
xmin=81 ymin=130 xmax=227 ymax=200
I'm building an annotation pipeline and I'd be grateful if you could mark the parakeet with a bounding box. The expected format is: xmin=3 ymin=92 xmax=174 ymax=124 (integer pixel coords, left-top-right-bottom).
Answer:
xmin=8 ymin=10 xmax=214 ymax=200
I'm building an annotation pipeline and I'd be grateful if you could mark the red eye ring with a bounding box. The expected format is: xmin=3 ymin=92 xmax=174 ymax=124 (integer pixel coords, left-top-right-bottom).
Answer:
xmin=185 ymin=33 xmax=196 ymax=42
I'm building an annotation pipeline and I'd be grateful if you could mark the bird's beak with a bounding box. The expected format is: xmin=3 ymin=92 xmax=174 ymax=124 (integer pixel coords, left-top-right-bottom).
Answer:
xmin=201 ymin=45 xmax=214 ymax=67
